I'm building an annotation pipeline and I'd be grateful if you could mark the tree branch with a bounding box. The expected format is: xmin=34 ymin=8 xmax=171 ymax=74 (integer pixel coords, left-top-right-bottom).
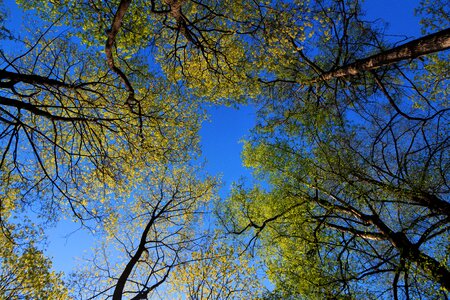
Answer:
xmin=105 ymin=0 xmax=135 ymax=101
xmin=0 ymin=96 xmax=113 ymax=122
xmin=313 ymin=27 xmax=450 ymax=82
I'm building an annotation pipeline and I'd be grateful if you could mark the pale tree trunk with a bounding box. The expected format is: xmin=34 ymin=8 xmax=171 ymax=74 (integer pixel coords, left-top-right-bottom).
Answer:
xmin=315 ymin=27 xmax=450 ymax=81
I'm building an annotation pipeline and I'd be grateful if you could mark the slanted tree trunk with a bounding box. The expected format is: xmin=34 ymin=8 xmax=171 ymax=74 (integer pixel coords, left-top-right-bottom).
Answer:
xmin=315 ymin=27 xmax=450 ymax=81
xmin=366 ymin=212 xmax=450 ymax=291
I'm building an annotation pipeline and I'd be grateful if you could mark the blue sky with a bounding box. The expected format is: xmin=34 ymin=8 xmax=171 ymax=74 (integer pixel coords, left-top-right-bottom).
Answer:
xmin=364 ymin=0 xmax=422 ymax=37
xmin=41 ymin=104 xmax=258 ymax=275
xmin=4 ymin=0 xmax=423 ymax=278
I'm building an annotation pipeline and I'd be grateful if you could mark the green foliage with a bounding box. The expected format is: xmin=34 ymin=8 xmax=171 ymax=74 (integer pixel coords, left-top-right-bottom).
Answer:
xmin=168 ymin=234 xmax=263 ymax=299
xmin=1 ymin=1 xmax=211 ymax=297
xmin=0 ymin=170 xmax=67 ymax=298
xmin=0 ymin=239 xmax=68 ymax=299
xmin=221 ymin=1 xmax=450 ymax=298
xmin=67 ymin=165 xmax=219 ymax=299
xmin=2 ymin=0 xmax=450 ymax=298
xmin=15 ymin=0 xmax=264 ymax=103
xmin=416 ymin=0 xmax=450 ymax=33
xmin=0 ymin=16 xmax=204 ymax=218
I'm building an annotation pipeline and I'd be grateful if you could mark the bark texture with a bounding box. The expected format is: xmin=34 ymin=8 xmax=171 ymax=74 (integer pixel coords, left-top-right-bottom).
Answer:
xmin=316 ymin=27 xmax=450 ymax=81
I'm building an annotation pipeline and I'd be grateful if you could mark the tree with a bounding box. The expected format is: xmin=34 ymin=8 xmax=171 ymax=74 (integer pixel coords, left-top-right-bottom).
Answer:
xmin=66 ymin=165 xmax=219 ymax=299
xmin=17 ymin=0 xmax=265 ymax=102
xmin=2 ymin=0 xmax=270 ymax=295
xmin=0 ymin=1 xmax=209 ymax=298
xmin=0 ymin=237 xmax=68 ymax=299
xmin=313 ymin=27 xmax=450 ymax=81
xmin=168 ymin=234 xmax=263 ymax=299
xmin=221 ymin=1 xmax=450 ymax=299
xmin=3 ymin=0 xmax=449 ymax=298
xmin=1 ymin=0 xmax=209 ymax=227
xmin=1 ymin=169 xmax=67 ymax=299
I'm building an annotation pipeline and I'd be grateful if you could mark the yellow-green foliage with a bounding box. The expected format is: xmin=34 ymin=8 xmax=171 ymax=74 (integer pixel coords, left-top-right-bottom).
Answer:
xmin=0 ymin=240 xmax=68 ymax=299
xmin=168 ymin=235 xmax=262 ymax=299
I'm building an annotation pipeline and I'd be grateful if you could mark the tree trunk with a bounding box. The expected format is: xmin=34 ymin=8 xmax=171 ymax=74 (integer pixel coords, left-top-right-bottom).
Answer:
xmin=368 ymin=213 xmax=450 ymax=291
xmin=315 ymin=27 xmax=450 ymax=81
xmin=112 ymin=215 xmax=154 ymax=300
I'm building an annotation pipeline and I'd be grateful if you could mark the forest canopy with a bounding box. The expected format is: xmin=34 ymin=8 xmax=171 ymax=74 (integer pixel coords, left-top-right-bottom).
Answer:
xmin=0 ymin=0 xmax=449 ymax=299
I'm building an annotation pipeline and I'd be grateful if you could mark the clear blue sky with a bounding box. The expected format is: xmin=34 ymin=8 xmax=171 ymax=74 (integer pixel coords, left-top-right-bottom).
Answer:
xmin=4 ymin=0 xmax=423 ymax=277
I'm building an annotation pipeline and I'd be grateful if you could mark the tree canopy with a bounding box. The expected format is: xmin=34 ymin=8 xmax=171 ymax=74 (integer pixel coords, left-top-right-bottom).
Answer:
xmin=1 ymin=0 xmax=449 ymax=299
